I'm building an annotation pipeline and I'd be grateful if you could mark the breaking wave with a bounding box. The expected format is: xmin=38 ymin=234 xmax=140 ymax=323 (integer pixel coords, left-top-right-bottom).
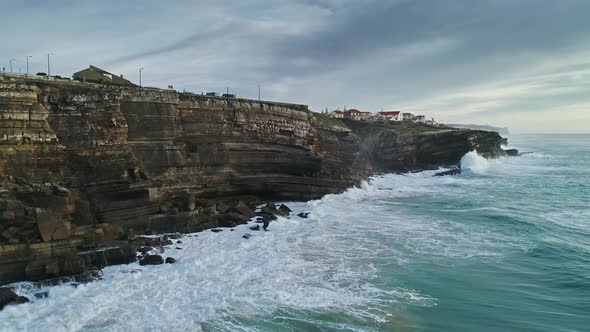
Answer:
xmin=460 ymin=150 xmax=489 ymax=175
xmin=0 ymin=169 xmax=522 ymax=331
xmin=5 ymin=134 xmax=585 ymax=331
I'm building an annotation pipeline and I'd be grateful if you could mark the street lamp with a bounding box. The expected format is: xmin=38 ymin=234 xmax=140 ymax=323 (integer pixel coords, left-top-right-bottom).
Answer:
xmin=26 ymin=56 xmax=32 ymax=75
xmin=9 ymin=58 xmax=15 ymax=72
xmin=47 ymin=53 xmax=54 ymax=77
xmin=139 ymin=67 xmax=144 ymax=87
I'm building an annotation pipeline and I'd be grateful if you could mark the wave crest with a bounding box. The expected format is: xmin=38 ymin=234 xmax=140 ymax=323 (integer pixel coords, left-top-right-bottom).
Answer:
xmin=460 ymin=150 xmax=489 ymax=175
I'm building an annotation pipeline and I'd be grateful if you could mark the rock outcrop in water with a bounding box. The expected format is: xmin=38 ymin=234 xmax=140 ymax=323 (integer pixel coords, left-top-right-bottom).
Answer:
xmin=0 ymin=74 xmax=510 ymax=285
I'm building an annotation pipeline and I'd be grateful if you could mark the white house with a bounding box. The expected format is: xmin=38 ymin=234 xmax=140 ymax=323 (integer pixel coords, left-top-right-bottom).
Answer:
xmin=402 ymin=113 xmax=415 ymax=121
xmin=425 ymin=118 xmax=438 ymax=126
xmin=378 ymin=111 xmax=402 ymax=121
xmin=328 ymin=110 xmax=345 ymax=118
xmin=344 ymin=109 xmax=373 ymax=121
xmin=414 ymin=115 xmax=426 ymax=123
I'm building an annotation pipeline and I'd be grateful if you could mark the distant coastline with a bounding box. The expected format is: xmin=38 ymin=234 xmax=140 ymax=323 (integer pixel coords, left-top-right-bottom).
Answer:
xmin=447 ymin=124 xmax=510 ymax=136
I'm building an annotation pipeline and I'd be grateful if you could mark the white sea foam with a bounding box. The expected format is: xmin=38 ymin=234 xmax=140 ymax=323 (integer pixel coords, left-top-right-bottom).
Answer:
xmin=460 ymin=150 xmax=489 ymax=175
xmin=0 ymin=168 xmax=531 ymax=331
xmin=0 ymin=198 xmax=432 ymax=331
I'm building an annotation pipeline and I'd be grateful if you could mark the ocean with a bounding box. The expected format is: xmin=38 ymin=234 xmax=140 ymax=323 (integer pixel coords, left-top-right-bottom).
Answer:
xmin=1 ymin=134 xmax=588 ymax=332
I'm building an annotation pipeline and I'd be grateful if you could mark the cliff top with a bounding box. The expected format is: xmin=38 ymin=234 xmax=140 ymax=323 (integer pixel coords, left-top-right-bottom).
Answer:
xmin=0 ymin=73 xmax=309 ymax=110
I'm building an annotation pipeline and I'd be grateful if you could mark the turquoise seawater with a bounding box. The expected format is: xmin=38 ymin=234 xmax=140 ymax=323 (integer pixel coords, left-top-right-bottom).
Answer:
xmin=1 ymin=134 xmax=588 ymax=331
xmin=371 ymin=134 xmax=590 ymax=331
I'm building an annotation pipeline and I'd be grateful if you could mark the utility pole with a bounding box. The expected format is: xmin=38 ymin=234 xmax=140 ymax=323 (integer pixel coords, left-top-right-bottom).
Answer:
xmin=9 ymin=58 xmax=15 ymax=72
xmin=47 ymin=53 xmax=54 ymax=77
xmin=258 ymin=84 xmax=261 ymax=100
xmin=139 ymin=67 xmax=144 ymax=87
xmin=26 ymin=56 xmax=32 ymax=75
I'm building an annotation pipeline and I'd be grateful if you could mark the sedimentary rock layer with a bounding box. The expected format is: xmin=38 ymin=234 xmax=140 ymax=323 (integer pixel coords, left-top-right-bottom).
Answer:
xmin=0 ymin=75 xmax=507 ymax=284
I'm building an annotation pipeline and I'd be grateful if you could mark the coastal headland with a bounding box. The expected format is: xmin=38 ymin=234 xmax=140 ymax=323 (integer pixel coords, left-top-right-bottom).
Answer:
xmin=0 ymin=74 xmax=512 ymax=287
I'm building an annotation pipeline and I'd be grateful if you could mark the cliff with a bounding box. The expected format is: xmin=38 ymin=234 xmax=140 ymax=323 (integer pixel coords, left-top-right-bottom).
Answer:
xmin=0 ymin=74 xmax=508 ymax=285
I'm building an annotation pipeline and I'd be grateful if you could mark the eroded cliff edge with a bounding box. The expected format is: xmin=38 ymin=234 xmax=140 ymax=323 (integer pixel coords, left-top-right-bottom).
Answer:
xmin=0 ymin=75 xmax=507 ymax=284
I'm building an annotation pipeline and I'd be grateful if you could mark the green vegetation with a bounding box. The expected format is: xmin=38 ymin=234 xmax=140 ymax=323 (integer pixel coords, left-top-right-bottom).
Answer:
xmin=312 ymin=113 xmax=348 ymax=129
xmin=342 ymin=118 xmax=447 ymax=137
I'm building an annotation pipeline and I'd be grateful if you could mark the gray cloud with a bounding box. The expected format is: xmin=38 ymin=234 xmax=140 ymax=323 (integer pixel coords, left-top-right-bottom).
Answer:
xmin=2 ymin=0 xmax=590 ymax=132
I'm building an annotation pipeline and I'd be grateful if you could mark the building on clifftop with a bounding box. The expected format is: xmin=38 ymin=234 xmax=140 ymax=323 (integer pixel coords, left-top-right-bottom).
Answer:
xmin=73 ymin=66 xmax=136 ymax=86
xmin=328 ymin=110 xmax=345 ymax=118
xmin=344 ymin=109 xmax=373 ymax=121
xmin=414 ymin=115 xmax=426 ymax=123
xmin=402 ymin=112 xmax=415 ymax=121
xmin=378 ymin=111 xmax=402 ymax=121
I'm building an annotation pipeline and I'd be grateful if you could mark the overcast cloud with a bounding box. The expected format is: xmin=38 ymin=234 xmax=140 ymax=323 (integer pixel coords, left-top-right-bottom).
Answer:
xmin=2 ymin=0 xmax=589 ymax=133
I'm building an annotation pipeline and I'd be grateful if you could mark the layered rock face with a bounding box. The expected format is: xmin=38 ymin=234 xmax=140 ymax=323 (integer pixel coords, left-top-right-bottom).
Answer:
xmin=344 ymin=120 xmax=506 ymax=172
xmin=0 ymin=75 xmax=506 ymax=284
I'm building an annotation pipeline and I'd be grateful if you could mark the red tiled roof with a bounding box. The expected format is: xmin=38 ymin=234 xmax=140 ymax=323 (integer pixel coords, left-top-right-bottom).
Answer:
xmin=379 ymin=111 xmax=400 ymax=116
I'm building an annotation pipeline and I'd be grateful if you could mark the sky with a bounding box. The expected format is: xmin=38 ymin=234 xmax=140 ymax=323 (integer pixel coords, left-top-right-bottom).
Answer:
xmin=2 ymin=0 xmax=589 ymax=133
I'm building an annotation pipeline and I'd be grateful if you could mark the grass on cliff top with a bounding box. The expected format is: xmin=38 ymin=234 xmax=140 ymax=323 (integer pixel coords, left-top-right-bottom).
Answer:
xmin=312 ymin=113 xmax=349 ymax=129
xmin=311 ymin=114 xmax=459 ymax=137
xmin=342 ymin=119 xmax=450 ymax=137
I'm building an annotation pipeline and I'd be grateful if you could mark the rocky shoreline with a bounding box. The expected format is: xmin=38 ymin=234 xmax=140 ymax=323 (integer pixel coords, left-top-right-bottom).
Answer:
xmin=0 ymin=74 xmax=515 ymax=302
xmin=0 ymin=199 xmax=297 ymax=310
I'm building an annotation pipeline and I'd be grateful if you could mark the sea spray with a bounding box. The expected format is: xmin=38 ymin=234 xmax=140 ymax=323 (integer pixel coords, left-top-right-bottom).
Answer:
xmin=460 ymin=150 xmax=489 ymax=175
xmin=1 ymin=135 xmax=588 ymax=332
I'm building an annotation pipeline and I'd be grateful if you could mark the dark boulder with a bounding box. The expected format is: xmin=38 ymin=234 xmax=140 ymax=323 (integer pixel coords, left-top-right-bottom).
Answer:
xmin=504 ymin=149 xmax=519 ymax=156
xmin=434 ymin=168 xmax=461 ymax=177
xmin=0 ymin=287 xmax=18 ymax=310
xmin=263 ymin=214 xmax=277 ymax=222
xmin=260 ymin=205 xmax=276 ymax=216
xmin=277 ymin=204 xmax=291 ymax=217
xmin=242 ymin=233 xmax=252 ymax=240
xmin=139 ymin=255 xmax=164 ymax=266
xmin=220 ymin=212 xmax=250 ymax=226
xmin=165 ymin=257 xmax=176 ymax=264
xmin=216 ymin=201 xmax=230 ymax=213
xmin=279 ymin=204 xmax=292 ymax=212
xmin=16 ymin=296 xmax=29 ymax=304
xmin=249 ymin=225 xmax=260 ymax=231
xmin=297 ymin=212 xmax=310 ymax=218
xmin=211 ymin=228 xmax=223 ymax=233
xmin=138 ymin=246 xmax=154 ymax=254
xmin=228 ymin=201 xmax=255 ymax=218
xmin=261 ymin=202 xmax=290 ymax=217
